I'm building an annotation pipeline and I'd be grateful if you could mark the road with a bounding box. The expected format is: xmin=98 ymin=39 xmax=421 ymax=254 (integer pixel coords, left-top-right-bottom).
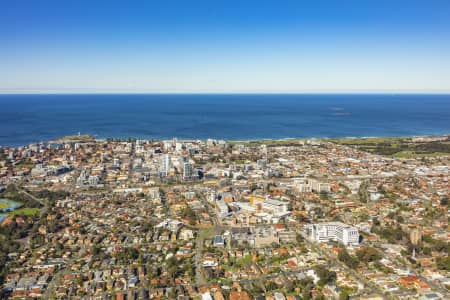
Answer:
xmin=194 ymin=228 xmax=207 ymax=285
xmin=193 ymin=191 xmax=221 ymax=285
xmin=12 ymin=183 xmax=46 ymax=207
xmin=368 ymin=242 xmax=450 ymax=297
xmin=298 ymin=231 xmax=392 ymax=299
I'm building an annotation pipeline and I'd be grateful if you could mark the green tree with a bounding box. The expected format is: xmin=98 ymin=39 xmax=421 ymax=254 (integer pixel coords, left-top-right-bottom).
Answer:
xmin=301 ymin=283 xmax=313 ymax=300
xmin=314 ymin=265 xmax=337 ymax=286
xmin=356 ymin=247 xmax=381 ymax=263
xmin=319 ymin=192 xmax=329 ymax=201
xmin=339 ymin=290 xmax=350 ymax=300
xmin=338 ymin=248 xmax=359 ymax=268
xmin=436 ymin=256 xmax=450 ymax=271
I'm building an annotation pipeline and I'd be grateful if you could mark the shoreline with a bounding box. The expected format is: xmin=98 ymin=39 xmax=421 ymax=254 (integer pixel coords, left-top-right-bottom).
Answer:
xmin=0 ymin=133 xmax=449 ymax=148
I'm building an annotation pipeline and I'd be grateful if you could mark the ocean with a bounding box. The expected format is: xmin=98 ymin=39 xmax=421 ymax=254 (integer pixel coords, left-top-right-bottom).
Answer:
xmin=0 ymin=94 xmax=449 ymax=146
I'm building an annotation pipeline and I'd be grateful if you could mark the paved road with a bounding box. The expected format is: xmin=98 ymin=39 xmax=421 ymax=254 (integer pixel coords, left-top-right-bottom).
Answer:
xmin=369 ymin=242 xmax=450 ymax=297
xmin=12 ymin=183 xmax=46 ymax=207
xmin=193 ymin=191 xmax=221 ymax=285
xmin=298 ymin=231 xmax=391 ymax=299
xmin=194 ymin=229 xmax=207 ymax=285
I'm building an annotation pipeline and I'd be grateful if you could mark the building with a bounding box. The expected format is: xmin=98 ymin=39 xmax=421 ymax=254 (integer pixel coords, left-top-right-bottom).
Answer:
xmin=230 ymin=227 xmax=279 ymax=248
xmin=278 ymin=230 xmax=297 ymax=243
xmin=148 ymin=187 xmax=160 ymax=199
xmin=183 ymin=162 xmax=195 ymax=180
xmin=159 ymin=154 xmax=171 ymax=177
xmin=295 ymin=178 xmax=312 ymax=193
xmin=88 ymin=175 xmax=100 ymax=186
xmin=179 ymin=228 xmax=194 ymax=240
xmin=309 ymin=179 xmax=331 ymax=193
xmin=155 ymin=219 xmax=183 ymax=232
xmin=216 ymin=200 xmax=229 ymax=217
xmin=213 ymin=235 xmax=225 ymax=247
xmin=305 ymin=222 xmax=359 ymax=246
xmin=113 ymin=158 xmax=120 ymax=168
xmin=257 ymin=158 xmax=268 ymax=169
xmin=76 ymin=170 xmax=88 ymax=186
xmin=262 ymin=198 xmax=289 ymax=214
xmin=410 ymin=228 xmax=422 ymax=246
xmin=294 ymin=178 xmax=330 ymax=193
xmin=202 ymin=292 xmax=214 ymax=300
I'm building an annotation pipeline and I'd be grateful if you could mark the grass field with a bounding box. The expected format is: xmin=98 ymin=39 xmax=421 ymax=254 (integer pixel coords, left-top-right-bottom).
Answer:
xmin=198 ymin=227 xmax=214 ymax=239
xmin=392 ymin=151 xmax=450 ymax=158
xmin=14 ymin=163 xmax=34 ymax=169
xmin=229 ymin=136 xmax=450 ymax=158
xmin=328 ymin=137 xmax=405 ymax=146
xmin=9 ymin=207 xmax=41 ymax=217
xmin=328 ymin=136 xmax=450 ymax=157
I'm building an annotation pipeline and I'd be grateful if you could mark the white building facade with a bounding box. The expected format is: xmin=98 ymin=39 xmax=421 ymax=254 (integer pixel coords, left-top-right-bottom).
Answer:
xmin=159 ymin=154 xmax=171 ymax=177
xmin=305 ymin=222 xmax=359 ymax=246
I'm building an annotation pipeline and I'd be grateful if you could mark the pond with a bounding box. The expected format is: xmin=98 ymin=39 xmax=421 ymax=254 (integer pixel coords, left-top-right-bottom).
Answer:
xmin=0 ymin=198 xmax=22 ymax=222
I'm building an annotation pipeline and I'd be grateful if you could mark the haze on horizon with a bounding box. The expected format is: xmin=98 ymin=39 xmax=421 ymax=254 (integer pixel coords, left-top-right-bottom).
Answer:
xmin=1 ymin=0 xmax=450 ymax=94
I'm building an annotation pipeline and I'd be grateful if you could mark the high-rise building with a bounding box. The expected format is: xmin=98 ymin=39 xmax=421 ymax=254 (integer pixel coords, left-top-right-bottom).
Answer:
xmin=410 ymin=228 xmax=422 ymax=245
xmin=183 ymin=162 xmax=194 ymax=180
xmin=159 ymin=154 xmax=171 ymax=177
xmin=113 ymin=158 xmax=120 ymax=167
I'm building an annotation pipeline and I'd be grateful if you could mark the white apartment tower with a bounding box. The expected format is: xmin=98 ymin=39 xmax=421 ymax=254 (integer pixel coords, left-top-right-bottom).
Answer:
xmin=159 ymin=154 xmax=171 ymax=177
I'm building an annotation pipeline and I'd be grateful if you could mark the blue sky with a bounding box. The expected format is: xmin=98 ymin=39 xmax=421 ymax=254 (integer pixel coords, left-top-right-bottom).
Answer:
xmin=1 ymin=0 xmax=450 ymax=93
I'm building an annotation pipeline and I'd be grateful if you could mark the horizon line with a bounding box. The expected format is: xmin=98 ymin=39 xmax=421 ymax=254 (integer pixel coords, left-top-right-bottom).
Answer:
xmin=1 ymin=89 xmax=450 ymax=95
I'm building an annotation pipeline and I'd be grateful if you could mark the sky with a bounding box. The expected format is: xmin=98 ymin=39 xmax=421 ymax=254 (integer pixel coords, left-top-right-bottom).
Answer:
xmin=1 ymin=0 xmax=450 ymax=93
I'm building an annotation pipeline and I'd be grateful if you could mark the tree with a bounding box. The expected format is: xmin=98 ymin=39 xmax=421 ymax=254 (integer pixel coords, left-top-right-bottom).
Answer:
xmin=314 ymin=293 xmax=326 ymax=300
xmin=423 ymin=235 xmax=434 ymax=243
xmin=265 ymin=281 xmax=278 ymax=291
xmin=436 ymin=256 xmax=450 ymax=271
xmin=358 ymin=180 xmax=370 ymax=203
xmin=91 ymin=244 xmax=101 ymax=256
xmin=314 ymin=265 xmax=337 ymax=286
xmin=338 ymin=248 xmax=359 ymax=268
xmin=301 ymin=283 xmax=313 ymax=300
xmin=319 ymin=192 xmax=329 ymax=201
xmin=396 ymin=215 xmax=404 ymax=223
xmin=427 ymin=238 xmax=449 ymax=253
xmin=377 ymin=226 xmax=405 ymax=243
xmin=339 ymin=290 xmax=350 ymax=300
xmin=356 ymin=247 xmax=381 ymax=263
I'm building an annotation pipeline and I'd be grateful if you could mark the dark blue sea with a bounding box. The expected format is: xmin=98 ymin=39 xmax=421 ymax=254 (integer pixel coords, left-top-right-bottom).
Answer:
xmin=0 ymin=94 xmax=449 ymax=146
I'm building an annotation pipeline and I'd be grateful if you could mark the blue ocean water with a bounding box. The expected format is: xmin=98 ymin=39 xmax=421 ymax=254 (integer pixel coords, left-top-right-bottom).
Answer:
xmin=0 ymin=94 xmax=449 ymax=146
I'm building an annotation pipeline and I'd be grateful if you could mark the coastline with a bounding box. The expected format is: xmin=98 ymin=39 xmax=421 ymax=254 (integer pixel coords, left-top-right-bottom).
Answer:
xmin=0 ymin=133 xmax=449 ymax=148
xmin=1 ymin=134 xmax=449 ymax=159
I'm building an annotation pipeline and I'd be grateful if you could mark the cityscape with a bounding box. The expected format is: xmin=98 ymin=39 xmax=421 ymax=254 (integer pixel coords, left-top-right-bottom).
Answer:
xmin=0 ymin=135 xmax=448 ymax=299
xmin=1 ymin=1 xmax=450 ymax=299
